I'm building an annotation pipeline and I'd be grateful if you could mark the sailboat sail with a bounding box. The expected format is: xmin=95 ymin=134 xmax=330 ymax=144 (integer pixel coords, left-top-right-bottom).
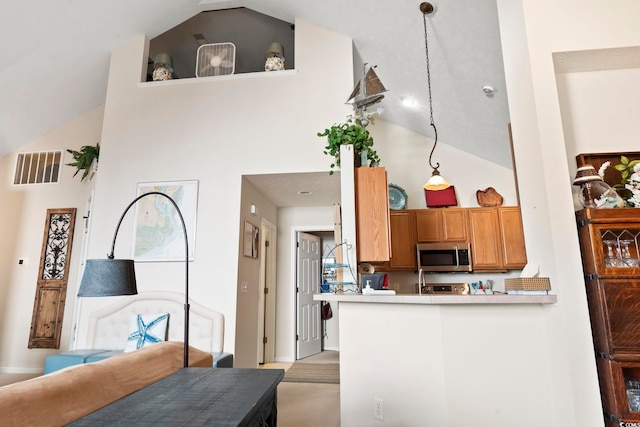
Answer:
xmin=346 ymin=65 xmax=387 ymax=109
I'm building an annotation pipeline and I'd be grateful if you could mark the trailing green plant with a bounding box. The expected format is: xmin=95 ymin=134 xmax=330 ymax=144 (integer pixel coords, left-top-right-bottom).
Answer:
xmin=66 ymin=143 xmax=100 ymax=182
xmin=317 ymin=117 xmax=380 ymax=175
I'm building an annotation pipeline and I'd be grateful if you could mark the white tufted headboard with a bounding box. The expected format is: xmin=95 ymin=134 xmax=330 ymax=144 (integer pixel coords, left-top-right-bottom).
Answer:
xmin=86 ymin=291 xmax=224 ymax=354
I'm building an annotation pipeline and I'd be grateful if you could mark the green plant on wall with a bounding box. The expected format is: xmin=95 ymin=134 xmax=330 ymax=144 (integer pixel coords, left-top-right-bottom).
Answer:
xmin=66 ymin=143 xmax=100 ymax=182
xmin=317 ymin=117 xmax=380 ymax=175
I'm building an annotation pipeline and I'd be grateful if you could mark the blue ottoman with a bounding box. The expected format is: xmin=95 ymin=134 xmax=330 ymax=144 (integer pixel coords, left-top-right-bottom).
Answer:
xmin=44 ymin=349 xmax=110 ymax=374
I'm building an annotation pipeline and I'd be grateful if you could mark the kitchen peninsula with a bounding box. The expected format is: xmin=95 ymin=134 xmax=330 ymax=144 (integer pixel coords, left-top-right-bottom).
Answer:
xmin=315 ymin=292 xmax=558 ymax=426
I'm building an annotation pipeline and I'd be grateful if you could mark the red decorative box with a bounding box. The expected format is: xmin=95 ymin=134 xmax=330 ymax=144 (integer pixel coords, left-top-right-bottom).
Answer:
xmin=424 ymin=186 xmax=458 ymax=208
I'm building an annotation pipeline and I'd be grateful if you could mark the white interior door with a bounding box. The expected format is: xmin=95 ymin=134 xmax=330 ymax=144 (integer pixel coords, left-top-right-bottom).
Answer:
xmin=296 ymin=231 xmax=322 ymax=359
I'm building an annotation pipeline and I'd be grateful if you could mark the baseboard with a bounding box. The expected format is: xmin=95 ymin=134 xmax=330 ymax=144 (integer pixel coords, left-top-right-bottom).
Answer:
xmin=0 ymin=367 xmax=43 ymax=374
xmin=322 ymin=346 xmax=339 ymax=352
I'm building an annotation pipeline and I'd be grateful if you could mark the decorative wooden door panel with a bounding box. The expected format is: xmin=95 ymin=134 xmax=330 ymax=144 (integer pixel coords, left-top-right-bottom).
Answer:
xmin=28 ymin=208 xmax=76 ymax=349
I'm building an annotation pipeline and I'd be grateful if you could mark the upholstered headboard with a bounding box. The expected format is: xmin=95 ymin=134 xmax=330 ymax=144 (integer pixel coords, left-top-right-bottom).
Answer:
xmin=86 ymin=291 xmax=224 ymax=354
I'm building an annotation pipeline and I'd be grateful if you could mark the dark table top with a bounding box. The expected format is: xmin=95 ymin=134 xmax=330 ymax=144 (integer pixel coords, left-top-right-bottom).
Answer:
xmin=69 ymin=368 xmax=285 ymax=426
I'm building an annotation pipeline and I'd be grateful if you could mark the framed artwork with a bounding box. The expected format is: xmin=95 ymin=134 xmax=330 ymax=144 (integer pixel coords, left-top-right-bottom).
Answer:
xmin=244 ymin=220 xmax=259 ymax=258
xmin=132 ymin=180 xmax=198 ymax=262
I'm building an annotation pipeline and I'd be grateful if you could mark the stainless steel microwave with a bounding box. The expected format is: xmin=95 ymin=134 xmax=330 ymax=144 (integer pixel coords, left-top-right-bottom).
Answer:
xmin=416 ymin=242 xmax=473 ymax=273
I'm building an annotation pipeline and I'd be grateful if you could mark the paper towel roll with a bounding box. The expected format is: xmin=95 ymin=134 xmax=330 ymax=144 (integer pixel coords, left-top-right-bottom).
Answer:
xmin=358 ymin=263 xmax=375 ymax=274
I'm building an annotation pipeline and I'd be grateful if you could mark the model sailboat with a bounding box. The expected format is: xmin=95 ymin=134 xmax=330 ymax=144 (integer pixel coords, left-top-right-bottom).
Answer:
xmin=345 ymin=64 xmax=387 ymax=120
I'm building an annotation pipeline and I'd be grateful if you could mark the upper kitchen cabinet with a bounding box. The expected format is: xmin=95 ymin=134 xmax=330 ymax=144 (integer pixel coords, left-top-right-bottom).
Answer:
xmin=416 ymin=208 xmax=468 ymax=243
xmin=498 ymin=206 xmax=528 ymax=269
xmin=355 ymin=167 xmax=390 ymax=263
xmin=388 ymin=210 xmax=418 ymax=270
xmin=468 ymin=206 xmax=527 ymax=271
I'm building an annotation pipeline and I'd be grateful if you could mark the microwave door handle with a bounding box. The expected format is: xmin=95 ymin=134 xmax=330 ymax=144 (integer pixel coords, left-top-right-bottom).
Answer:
xmin=454 ymin=246 xmax=460 ymax=269
xmin=418 ymin=269 xmax=423 ymax=295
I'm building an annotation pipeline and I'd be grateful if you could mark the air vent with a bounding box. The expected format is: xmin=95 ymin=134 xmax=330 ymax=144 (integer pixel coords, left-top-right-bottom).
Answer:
xmin=14 ymin=151 xmax=62 ymax=185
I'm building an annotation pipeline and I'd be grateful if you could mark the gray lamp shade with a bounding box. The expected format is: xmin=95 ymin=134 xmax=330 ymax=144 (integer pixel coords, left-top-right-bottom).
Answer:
xmin=265 ymin=42 xmax=284 ymax=58
xmin=153 ymin=53 xmax=173 ymax=70
xmin=78 ymin=259 xmax=138 ymax=297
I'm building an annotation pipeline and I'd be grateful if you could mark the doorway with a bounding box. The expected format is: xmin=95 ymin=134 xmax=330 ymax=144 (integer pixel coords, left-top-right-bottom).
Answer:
xmin=294 ymin=228 xmax=338 ymax=360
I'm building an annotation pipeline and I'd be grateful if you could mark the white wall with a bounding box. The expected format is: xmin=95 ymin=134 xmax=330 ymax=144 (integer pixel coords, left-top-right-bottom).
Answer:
xmin=0 ymin=15 xmax=518 ymax=372
xmin=494 ymin=0 xmax=640 ymax=425
xmin=0 ymin=107 xmax=101 ymax=372
xmin=372 ymin=119 xmax=518 ymax=208
xmin=74 ymin=20 xmax=356 ymax=359
xmin=234 ymin=177 xmax=277 ymax=367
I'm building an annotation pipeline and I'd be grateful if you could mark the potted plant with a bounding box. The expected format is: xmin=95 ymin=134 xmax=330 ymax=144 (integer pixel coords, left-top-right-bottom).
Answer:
xmin=66 ymin=143 xmax=100 ymax=182
xmin=317 ymin=117 xmax=380 ymax=175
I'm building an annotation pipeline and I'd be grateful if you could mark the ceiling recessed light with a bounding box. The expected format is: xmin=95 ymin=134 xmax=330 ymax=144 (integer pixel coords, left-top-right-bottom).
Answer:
xmin=298 ymin=190 xmax=312 ymax=196
xmin=400 ymin=96 xmax=416 ymax=107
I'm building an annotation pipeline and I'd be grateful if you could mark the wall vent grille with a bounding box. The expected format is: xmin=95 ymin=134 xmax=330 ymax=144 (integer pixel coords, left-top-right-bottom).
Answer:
xmin=14 ymin=151 xmax=62 ymax=185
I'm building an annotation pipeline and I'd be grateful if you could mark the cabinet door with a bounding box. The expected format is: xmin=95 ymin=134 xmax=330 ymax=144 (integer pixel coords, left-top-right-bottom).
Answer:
xmin=498 ymin=207 xmax=527 ymax=269
xmin=388 ymin=210 xmax=417 ymax=270
xmin=441 ymin=209 xmax=468 ymax=242
xmin=576 ymin=208 xmax=640 ymax=276
xmin=468 ymin=208 xmax=503 ymax=271
xmin=416 ymin=210 xmax=442 ymax=242
xmin=596 ymin=357 xmax=640 ymax=422
xmin=355 ymin=167 xmax=391 ymax=262
xmin=587 ymin=278 xmax=640 ymax=358
xmin=416 ymin=209 xmax=468 ymax=243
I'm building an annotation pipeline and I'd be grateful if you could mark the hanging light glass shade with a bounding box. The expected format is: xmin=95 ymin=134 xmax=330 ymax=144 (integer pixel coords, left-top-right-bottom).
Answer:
xmin=573 ymin=165 xmax=625 ymax=208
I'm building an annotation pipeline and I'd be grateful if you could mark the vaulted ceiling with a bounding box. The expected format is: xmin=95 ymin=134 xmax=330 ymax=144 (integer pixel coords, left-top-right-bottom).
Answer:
xmin=1 ymin=0 xmax=511 ymax=170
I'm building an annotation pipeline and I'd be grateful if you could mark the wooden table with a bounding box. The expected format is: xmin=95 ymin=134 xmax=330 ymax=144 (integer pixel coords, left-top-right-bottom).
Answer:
xmin=69 ymin=368 xmax=285 ymax=426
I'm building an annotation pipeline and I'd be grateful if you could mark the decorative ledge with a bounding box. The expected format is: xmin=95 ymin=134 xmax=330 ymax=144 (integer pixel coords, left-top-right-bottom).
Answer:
xmin=314 ymin=293 xmax=557 ymax=305
xmin=138 ymin=69 xmax=298 ymax=88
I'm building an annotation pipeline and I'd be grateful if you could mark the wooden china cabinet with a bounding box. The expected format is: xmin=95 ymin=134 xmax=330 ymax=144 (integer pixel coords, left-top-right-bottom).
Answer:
xmin=576 ymin=208 xmax=640 ymax=426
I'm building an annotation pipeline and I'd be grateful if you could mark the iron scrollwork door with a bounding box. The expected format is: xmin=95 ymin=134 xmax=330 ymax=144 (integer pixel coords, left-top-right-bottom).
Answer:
xmin=28 ymin=208 xmax=77 ymax=349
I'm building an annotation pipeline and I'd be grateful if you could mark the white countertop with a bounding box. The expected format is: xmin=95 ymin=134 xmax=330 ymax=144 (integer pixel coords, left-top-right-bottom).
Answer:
xmin=314 ymin=293 xmax=557 ymax=305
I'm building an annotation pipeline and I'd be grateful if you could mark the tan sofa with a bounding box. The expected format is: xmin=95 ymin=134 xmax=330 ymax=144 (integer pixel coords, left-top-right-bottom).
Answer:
xmin=0 ymin=341 xmax=212 ymax=426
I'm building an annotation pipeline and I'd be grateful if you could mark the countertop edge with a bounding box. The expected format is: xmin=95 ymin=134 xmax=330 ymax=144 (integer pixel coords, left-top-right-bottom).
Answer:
xmin=313 ymin=293 xmax=558 ymax=305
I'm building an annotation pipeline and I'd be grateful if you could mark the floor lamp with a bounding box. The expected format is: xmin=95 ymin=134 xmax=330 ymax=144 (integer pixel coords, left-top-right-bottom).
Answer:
xmin=78 ymin=191 xmax=191 ymax=368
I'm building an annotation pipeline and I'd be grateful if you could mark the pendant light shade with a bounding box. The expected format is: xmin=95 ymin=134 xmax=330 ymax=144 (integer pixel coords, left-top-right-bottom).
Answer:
xmin=424 ymin=168 xmax=451 ymax=191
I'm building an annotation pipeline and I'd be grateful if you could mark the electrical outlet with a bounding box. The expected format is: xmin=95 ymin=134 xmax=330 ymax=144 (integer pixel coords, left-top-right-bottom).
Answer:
xmin=240 ymin=281 xmax=249 ymax=293
xmin=374 ymin=397 xmax=384 ymax=421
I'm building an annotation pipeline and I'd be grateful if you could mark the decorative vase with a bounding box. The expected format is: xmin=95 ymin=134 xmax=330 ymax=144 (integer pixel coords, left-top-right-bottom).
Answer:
xmin=360 ymin=149 xmax=368 ymax=167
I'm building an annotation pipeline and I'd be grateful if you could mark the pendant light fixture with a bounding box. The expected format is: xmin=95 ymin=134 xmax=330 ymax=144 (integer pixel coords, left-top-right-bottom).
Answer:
xmin=420 ymin=2 xmax=451 ymax=191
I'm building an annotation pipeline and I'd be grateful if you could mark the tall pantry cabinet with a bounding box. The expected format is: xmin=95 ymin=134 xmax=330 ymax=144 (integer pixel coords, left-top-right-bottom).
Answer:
xmin=576 ymin=208 xmax=640 ymax=426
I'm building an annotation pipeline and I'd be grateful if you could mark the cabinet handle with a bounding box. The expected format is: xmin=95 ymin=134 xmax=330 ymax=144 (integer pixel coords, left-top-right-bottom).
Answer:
xmin=454 ymin=246 xmax=460 ymax=269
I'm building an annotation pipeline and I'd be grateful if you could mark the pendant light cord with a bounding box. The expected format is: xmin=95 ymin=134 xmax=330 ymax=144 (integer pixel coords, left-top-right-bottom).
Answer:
xmin=422 ymin=9 xmax=439 ymax=171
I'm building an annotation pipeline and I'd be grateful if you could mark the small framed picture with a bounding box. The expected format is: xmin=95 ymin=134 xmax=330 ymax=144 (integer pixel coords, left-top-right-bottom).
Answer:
xmin=244 ymin=220 xmax=259 ymax=258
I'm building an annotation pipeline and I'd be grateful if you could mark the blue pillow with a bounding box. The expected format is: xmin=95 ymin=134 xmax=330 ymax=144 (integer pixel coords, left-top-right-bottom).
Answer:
xmin=124 ymin=313 xmax=169 ymax=352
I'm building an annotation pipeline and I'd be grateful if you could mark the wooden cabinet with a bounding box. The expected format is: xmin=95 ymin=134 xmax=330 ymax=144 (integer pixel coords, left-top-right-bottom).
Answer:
xmin=373 ymin=206 xmax=526 ymax=272
xmin=354 ymin=167 xmax=390 ymax=262
xmin=576 ymin=208 xmax=640 ymax=424
xmin=468 ymin=206 xmax=527 ymax=271
xmin=416 ymin=208 xmax=468 ymax=243
xmin=388 ymin=210 xmax=417 ymax=270
xmin=468 ymin=208 xmax=503 ymax=270
xmin=498 ymin=207 xmax=528 ymax=269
